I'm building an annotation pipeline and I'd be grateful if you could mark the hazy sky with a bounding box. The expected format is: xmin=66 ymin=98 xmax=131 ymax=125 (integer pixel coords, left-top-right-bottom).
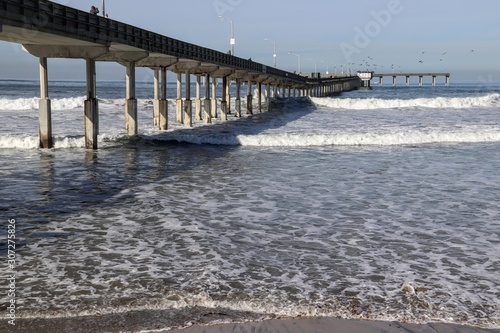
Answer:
xmin=1 ymin=0 xmax=499 ymax=82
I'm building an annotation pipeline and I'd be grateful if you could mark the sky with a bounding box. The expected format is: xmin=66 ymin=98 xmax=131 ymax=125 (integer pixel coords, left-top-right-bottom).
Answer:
xmin=1 ymin=0 xmax=499 ymax=82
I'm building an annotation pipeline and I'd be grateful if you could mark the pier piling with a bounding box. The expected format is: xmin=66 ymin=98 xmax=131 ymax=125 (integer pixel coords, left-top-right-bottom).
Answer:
xmin=39 ymin=57 xmax=53 ymax=149
xmin=84 ymin=59 xmax=98 ymax=150
xmin=125 ymin=62 xmax=138 ymax=136
xmin=159 ymin=67 xmax=168 ymax=130
xmin=204 ymin=74 xmax=211 ymax=123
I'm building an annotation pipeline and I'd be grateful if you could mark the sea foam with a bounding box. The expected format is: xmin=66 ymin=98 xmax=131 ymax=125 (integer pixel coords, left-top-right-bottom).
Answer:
xmin=311 ymin=93 xmax=500 ymax=110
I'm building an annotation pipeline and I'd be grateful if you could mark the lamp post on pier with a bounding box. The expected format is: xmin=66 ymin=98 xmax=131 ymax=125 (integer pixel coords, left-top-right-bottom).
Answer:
xmin=289 ymin=52 xmax=301 ymax=74
xmin=102 ymin=0 xmax=106 ymax=17
xmin=218 ymin=15 xmax=235 ymax=56
xmin=264 ymin=38 xmax=277 ymax=68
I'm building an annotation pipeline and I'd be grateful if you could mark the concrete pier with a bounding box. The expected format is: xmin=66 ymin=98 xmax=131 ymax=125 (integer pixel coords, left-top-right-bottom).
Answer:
xmin=39 ymin=57 xmax=52 ymax=149
xmin=1 ymin=0 xmax=363 ymax=151
xmin=371 ymin=73 xmax=450 ymax=87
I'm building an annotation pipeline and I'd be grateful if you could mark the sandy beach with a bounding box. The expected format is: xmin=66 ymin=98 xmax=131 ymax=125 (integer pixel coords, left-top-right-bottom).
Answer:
xmin=5 ymin=315 xmax=499 ymax=333
xmin=169 ymin=318 xmax=500 ymax=333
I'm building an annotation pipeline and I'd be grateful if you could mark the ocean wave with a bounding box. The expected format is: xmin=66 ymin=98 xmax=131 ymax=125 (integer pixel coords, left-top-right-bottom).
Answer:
xmin=3 ymin=127 xmax=500 ymax=150
xmin=0 ymin=97 xmax=154 ymax=111
xmin=311 ymin=93 xmax=500 ymax=110
xmin=0 ymin=134 xmax=124 ymax=149
xmin=154 ymin=128 xmax=500 ymax=147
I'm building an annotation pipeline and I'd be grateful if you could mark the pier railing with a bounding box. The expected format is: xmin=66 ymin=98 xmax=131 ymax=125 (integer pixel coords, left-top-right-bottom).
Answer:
xmin=1 ymin=0 xmax=315 ymax=83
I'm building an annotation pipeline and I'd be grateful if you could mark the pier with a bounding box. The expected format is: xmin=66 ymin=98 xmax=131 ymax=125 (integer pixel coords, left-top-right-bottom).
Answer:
xmin=373 ymin=73 xmax=450 ymax=87
xmin=358 ymin=72 xmax=450 ymax=88
xmin=0 ymin=0 xmax=361 ymax=149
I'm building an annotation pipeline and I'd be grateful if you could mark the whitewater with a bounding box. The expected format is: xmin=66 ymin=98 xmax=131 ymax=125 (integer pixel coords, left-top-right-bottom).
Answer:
xmin=0 ymin=80 xmax=499 ymax=332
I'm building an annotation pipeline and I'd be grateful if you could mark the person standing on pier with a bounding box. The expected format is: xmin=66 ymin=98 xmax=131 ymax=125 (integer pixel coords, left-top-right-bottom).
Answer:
xmin=90 ymin=6 xmax=99 ymax=15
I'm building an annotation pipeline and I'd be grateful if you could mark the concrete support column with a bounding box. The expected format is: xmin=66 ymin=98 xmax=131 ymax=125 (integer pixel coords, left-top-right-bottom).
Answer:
xmin=445 ymin=75 xmax=450 ymax=87
xmin=159 ymin=67 xmax=168 ymax=130
xmin=432 ymin=76 xmax=437 ymax=87
xmin=204 ymin=74 xmax=211 ymax=123
xmin=281 ymin=85 xmax=286 ymax=97
xmin=211 ymin=77 xmax=217 ymax=118
xmin=195 ymin=75 xmax=202 ymax=121
xmin=153 ymin=68 xmax=160 ymax=126
xmin=125 ymin=62 xmax=138 ymax=136
xmin=235 ymin=79 xmax=241 ymax=118
xmin=38 ymin=57 xmax=53 ymax=149
xmin=221 ymin=76 xmax=228 ymax=122
xmin=393 ymin=76 xmax=397 ymax=86
xmin=84 ymin=58 xmax=98 ymax=150
xmin=226 ymin=79 xmax=231 ymax=115
xmin=246 ymin=80 xmax=253 ymax=115
xmin=406 ymin=76 xmax=410 ymax=86
xmin=176 ymin=73 xmax=183 ymax=123
xmin=257 ymin=82 xmax=262 ymax=113
xmin=419 ymin=76 xmax=423 ymax=87
xmin=266 ymin=84 xmax=271 ymax=112
xmin=380 ymin=77 xmax=383 ymax=86
xmin=184 ymin=71 xmax=192 ymax=127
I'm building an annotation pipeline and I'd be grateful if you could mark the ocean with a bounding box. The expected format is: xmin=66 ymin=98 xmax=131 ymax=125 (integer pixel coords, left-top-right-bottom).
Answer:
xmin=0 ymin=78 xmax=499 ymax=332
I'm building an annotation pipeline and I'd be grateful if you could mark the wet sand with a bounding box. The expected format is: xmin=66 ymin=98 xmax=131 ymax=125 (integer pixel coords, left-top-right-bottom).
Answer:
xmin=169 ymin=318 xmax=500 ymax=333
xmin=4 ymin=314 xmax=499 ymax=333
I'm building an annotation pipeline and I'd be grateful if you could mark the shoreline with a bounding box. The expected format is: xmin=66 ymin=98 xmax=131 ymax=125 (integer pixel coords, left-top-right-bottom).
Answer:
xmin=3 ymin=314 xmax=499 ymax=333
xmin=168 ymin=317 xmax=500 ymax=333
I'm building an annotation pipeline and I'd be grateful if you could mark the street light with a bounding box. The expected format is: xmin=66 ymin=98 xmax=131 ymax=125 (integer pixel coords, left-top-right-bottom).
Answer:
xmin=218 ymin=15 xmax=235 ymax=56
xmin=308 ymin=58 xmax=317 ymax=75
xmin=102 ymin=0 xmax=106 ymax=17
xmin=321 ymin=60 xmax=330 ymax=75
xmin=289 ymin=52 xmax=301 ymax=73
xmin=264 ymin=38 xmax=276 ymax=68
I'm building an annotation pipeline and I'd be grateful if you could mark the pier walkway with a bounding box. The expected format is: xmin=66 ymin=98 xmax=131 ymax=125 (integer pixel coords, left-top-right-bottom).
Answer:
xmin=0 ymin=0 xmax=361 ymax=149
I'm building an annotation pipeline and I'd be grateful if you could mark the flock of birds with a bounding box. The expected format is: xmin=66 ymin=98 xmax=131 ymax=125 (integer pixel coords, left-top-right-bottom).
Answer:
xmin=353 ymin=50 xmax=477 ymax=72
